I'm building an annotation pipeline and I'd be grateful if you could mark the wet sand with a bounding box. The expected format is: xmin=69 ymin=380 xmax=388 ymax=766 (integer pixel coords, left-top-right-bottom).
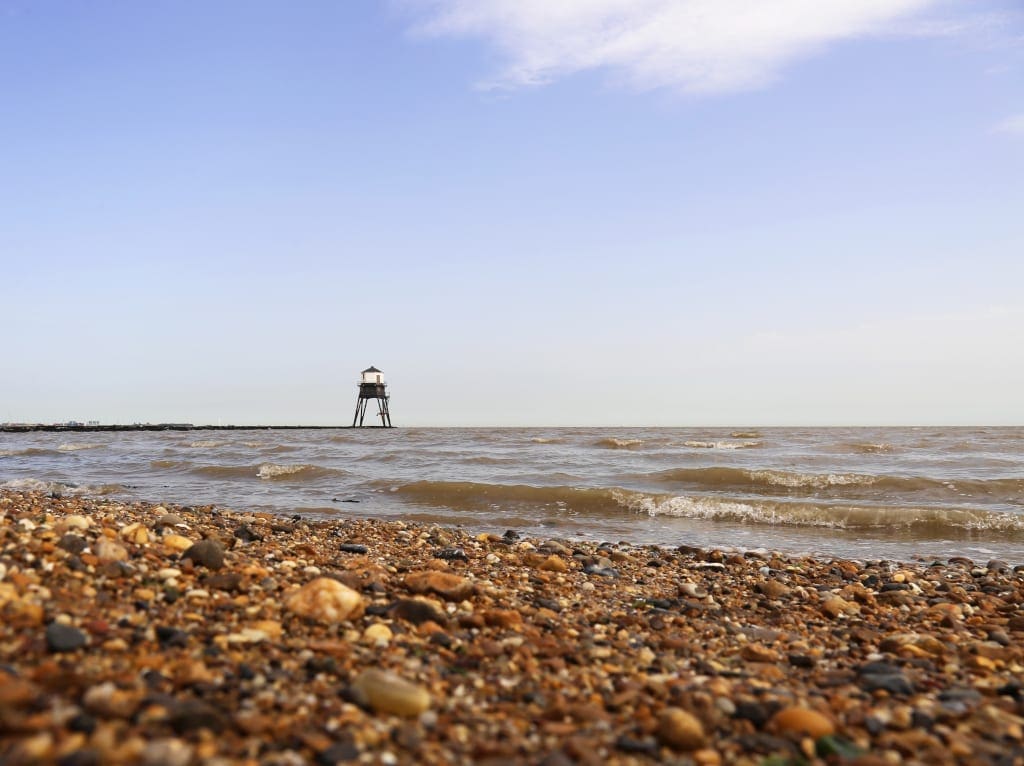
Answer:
xmin=1 ymin=489 xmax=1023 ymax=765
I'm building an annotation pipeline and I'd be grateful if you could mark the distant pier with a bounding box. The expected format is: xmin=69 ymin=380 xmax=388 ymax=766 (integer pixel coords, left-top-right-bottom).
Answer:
xmin=0 ymin=424 xmax=393 ymax=433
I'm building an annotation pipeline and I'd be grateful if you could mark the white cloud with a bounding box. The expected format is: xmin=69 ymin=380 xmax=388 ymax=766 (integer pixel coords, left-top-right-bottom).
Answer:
xmin=403 ymin=0 xmax=941 ymax=94
xmin=993 ymin=113 xmax=1024 ymax=135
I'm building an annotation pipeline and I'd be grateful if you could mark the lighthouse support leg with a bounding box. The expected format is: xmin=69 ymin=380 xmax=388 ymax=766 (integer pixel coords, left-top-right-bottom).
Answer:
xmin=354 ymin=398 xmax=370 ymax=427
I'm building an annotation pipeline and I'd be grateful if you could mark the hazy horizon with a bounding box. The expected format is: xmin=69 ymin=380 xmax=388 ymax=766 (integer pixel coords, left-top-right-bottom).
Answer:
xmin=2 ymin=1 xmax=1022 ymax=426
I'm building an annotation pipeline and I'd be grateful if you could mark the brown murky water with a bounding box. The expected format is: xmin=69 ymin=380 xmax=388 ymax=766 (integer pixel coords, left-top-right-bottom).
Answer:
xmin=3 ymin=426 xmax=1022 ymax=562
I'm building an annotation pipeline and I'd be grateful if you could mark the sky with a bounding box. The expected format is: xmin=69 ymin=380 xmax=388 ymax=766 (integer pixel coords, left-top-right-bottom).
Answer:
xmin=1 ymin=0 xmax=1022 ymax=427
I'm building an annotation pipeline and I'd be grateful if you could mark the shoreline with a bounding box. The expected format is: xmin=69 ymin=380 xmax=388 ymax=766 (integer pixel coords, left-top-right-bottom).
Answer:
xmin=1 ymin=489 xmax=1023 ymax=765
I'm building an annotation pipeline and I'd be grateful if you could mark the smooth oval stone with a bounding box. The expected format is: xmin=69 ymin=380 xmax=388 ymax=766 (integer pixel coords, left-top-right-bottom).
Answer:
xmin=657 ymin=707 xmax=706 ymax=750
xmin=46 ymin=622 xmax=87 ymax=653
xmin=351 ymin=669 xmax=430 ymax=717
xmin=770 ymin=707 xmax=835 ymax=738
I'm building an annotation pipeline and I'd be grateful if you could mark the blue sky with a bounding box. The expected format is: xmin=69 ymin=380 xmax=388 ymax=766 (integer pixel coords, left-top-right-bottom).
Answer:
xmin=1 ymin=0 xmax=1022 ymax=426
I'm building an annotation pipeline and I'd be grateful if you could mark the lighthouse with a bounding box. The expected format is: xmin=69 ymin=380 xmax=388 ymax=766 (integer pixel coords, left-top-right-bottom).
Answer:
xmin=352 ymin=366 xmax=393 ymax=427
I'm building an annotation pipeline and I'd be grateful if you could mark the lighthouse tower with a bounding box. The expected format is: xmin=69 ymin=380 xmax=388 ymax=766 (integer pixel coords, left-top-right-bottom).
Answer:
xmin=352 ymin=366 xmax=393 ymax=427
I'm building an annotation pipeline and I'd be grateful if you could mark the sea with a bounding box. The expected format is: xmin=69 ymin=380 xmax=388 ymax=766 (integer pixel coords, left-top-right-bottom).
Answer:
xmin=2 ymin=427 xmax=1022 ymax=564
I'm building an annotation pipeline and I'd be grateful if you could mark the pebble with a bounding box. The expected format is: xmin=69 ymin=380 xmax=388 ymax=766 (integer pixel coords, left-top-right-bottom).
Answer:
xmin=155 ymin=512 xmax=186 ymax=528
xmin=362 ymin=623 xmax=393 ymax=646
xmin=821 ymin=594 xmax=858 ymax=618
xmin=45 ymin=622 xmax=87 ymax=652
xmin=284 ymin=577 xmax=364 ymax=623
xmin=94 ymin=538 xmax=128 ymax=562
xmin=404 ymin=570 xmax=475 ymax=601
xmin=162 ymin=534 xmax=194 ymax=552
xmin=156 ymin=626 xmax=189 ymax=647
xmin=58 ymin=533 xmax=88 ymax=554
xmin=4 ymin=488 xmax=1024 ymax=766
xmin=141 ymin=739 xmax=193 ymax=766
xmin=757 ymin=579 xmax=790 ymax=598
xmin=390 ymin=598 xmax=448 ymax=626
xmin=168 ymin=699 xmax=227 ymax=734
xmin=60 ymin=514 xmax=91 ymax=531
xmin=434 ymin=547 xmax=468 ymax=561
xmin=181 ymin=539 xmax=225 ymax=570
xmin=658 ymin=707 xmax=706 ymax=750
xmin=119 ymin=522 xmax=149 ymax=544
xmin=538 ymin=555 xmax=569 ymax=573
xmin=583 ymin=563 xmax=619 ymax=578
xmin=234 ymin=523 xmax=263 ymax=543
xmin=861 ymin=672 xmax=915 ymax=696
xmin=770 ymin=707 xmax=835 ymax=738
xmin=205 ymin=572 xmax=243 ymax=591
xmin=678 ymin=582 xmax=708 ymax=598
xmin=350 ymin=669 xmax=431 ymax=717
xmin=740 ymin=642 xmax=779 ymax=663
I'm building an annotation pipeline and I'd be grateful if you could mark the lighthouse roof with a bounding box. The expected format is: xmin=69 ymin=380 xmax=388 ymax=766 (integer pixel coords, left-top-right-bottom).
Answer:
xmin=362 ymin=366 xmax=382 ymax=373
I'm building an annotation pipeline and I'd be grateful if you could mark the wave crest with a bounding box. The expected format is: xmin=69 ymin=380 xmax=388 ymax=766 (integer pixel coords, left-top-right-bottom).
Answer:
xmin=0 ymin=447 xmax=58 ymax=458
xmin=846 ymin=442 xmax=895 ymax=454
xmin=390 ymin=480 xmax=1024 ymax=535
xmin=257 ymin=463 xmax=343 ymax=481
xmin=647 ymin=466 xmax=1024 ymax=499
xmin=595 ymin=438 xmax=644 ymax=450
xmin=1 ymin=478 xmax=123 ymax=496
xmin=640 ymin=495 xmax=1024 ymax=534
xmin=188 ymin=463 xmax=345 ymax=481
xmin=683 ymin=440 xmax=762 ymax=450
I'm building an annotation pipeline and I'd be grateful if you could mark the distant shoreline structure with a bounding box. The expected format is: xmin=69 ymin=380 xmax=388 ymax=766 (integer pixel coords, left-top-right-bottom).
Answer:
xmin=0 ymin=424 xmax=392 ymax=433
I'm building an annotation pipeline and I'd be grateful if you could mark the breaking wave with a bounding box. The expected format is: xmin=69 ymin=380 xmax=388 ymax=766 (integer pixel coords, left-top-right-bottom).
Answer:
xmin=390 ymin=480 xmax=1024 ymax=536
xmin=57 ymin=443 xmax=104 ymax=452
xmin=187 ymin=440 xmax=227 ymax=448
xmin=646 ymin=466 xmax=1024 ymax=500
xmin=392 ymin=480 xmax=635 ymax=516
xmin=187 ymin=463 xmax=346 ymax=481
xmin=683 ymin=440 xmax=762 ymax=450
xmin=595 ymin=438 xmax=644 ymax=450
xmin=0 ymin=447 xmax=58 ymax=458
xmin=256 ymin=463 xmax=344 ymax=481
xmin=845 ymin=442 xmax=895 ymax=454
xmin=637 ymin=495 xmax=1024 ymax=534
xmin=1 ymin=478 xmax=123 ymax=496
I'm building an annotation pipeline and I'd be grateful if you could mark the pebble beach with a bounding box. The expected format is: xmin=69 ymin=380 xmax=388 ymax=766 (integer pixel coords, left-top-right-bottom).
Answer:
xmin=2 ymin=488 xmax=1024 ymax=765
